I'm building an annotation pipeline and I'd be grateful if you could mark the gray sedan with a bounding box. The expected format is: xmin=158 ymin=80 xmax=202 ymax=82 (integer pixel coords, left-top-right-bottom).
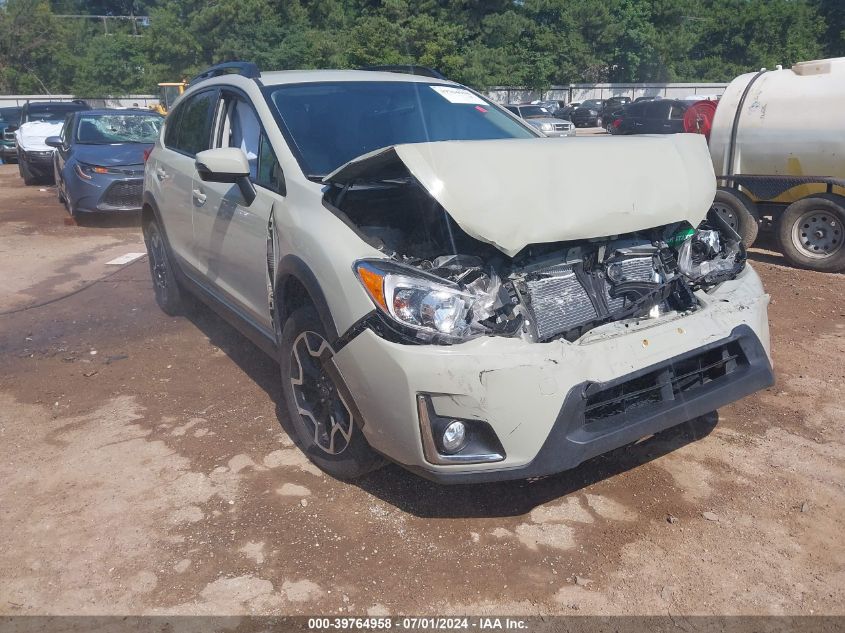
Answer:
xmin=505 ymin=104 xmax=575 ymax=137
xmin=46 ymin=109 xmax=163 ymax=219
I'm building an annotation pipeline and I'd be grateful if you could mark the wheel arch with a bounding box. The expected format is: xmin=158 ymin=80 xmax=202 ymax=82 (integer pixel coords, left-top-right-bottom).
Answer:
xmin=273 ymin=254 xmax=340 ymax=343
xmin=140 ymin=193 xmax=178 ymax=251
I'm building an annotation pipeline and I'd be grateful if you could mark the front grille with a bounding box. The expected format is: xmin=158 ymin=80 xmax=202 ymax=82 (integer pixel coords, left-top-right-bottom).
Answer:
xmin=584 ymin=341 xmax=746 ymax=425
xmin=525 ymin=269 xmax=598 ymax=340
xmin=27 ymin=150 xmax=53 ymax=161
xmin=553 ymin=123 xmax=570 ymax=132
xmin=100 ymin=179 xmax=143 ymax=209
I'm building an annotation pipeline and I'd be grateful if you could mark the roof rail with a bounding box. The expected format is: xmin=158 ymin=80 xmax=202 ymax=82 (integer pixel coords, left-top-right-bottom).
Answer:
xmin=360 ymin=65 xmax=447 ymax=80
xmin=189 ymin=61 xmax=261 ymax=86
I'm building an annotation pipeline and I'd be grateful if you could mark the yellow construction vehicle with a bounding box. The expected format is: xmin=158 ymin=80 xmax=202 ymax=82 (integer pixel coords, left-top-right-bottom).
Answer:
xmin=151 ymin=81 xmax=187 ymax=115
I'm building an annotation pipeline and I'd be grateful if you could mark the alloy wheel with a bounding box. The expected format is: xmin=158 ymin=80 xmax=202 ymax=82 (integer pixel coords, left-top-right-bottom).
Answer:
xmin=289 ymin=331 xmax=354 ymax=455
xmin=148 ymin=228 xmax=169 ymax=293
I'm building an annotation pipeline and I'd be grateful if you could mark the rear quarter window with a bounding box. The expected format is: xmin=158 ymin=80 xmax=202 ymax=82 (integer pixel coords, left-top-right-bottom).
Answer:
xmin=669 ymin=103 xmax=688 ymax=120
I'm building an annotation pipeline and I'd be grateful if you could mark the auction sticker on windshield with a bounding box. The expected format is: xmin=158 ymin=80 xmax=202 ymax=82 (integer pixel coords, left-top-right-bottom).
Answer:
xmin=430 ymin=85 xmax=487 ymax=105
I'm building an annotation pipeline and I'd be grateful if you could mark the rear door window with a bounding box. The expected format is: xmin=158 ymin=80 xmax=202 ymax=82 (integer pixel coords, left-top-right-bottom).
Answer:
xmin=669 ymin=103 xmax=687 ymax=120
xmin=646 ymin=101 xmax=672 ymax=120
xmin=624 ymin=103 xmax=646 ymax=117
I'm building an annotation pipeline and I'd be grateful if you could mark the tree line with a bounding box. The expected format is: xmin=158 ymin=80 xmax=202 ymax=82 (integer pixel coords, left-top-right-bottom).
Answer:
xmin=0 ymin=0 xmax=842 ymax=96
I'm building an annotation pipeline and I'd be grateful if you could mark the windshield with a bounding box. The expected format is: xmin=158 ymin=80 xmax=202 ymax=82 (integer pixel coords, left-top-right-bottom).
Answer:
xmin=0 ymin=108 xmax=20 ymax=125
xmin=518 ymin=105 xmax=549 ymax=118
xmin=580 ymin=100 xmax=603 ymax=109
xmin=25 ymin=106 xmax=87 ymax=123
xmin=76 ymin=113 xmax=163 ymax=144
xmin=265 ymin=81 xmax=535 ymax=177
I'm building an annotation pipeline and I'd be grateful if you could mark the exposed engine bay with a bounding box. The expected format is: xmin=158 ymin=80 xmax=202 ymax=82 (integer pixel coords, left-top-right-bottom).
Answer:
xmin=328 ymin=178 xmax=746 ymax=344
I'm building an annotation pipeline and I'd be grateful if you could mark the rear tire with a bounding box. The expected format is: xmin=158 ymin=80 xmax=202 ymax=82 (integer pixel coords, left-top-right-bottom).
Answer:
xmin=711 ymin=189 xmax=760 ymax=247
xmin=777 ymin=194 xmax=845 ymax=273
xmin=279 ymin=306 xmax=383 ymax=479
xmin=143 ymin=217 xmax=185 ymax=315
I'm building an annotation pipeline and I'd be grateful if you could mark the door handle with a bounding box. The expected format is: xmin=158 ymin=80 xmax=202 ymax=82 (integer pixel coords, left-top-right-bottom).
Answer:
xmin=155 ymin=167 xmax=167 ymax=180
xmin=192 ymin=188 xmax=207 ymax=205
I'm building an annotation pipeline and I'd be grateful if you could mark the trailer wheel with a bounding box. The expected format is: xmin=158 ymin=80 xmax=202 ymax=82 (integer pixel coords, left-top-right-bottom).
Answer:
xmin=711 ymin=189 xmax=760 ymax=247
xmin=777 ymin=194 xmax=845 ymax=273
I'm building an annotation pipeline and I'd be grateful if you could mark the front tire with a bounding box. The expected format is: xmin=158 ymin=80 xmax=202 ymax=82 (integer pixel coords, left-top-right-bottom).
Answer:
xmin=19 ymin=155 xmax=38 ymax=185
xmin=143 ymin=217 xmax=185 ymax=315
xmin=777 ymin=194 xmax=845 ymax=272
xmin=55 ymin=163 xmax=66 ymax=204
xmin=279 ymin=306 xmax=383 ymax=479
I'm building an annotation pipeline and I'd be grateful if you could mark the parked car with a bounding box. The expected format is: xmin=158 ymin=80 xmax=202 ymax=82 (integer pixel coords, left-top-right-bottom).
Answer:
xmin=604 ymin=96 xmax=632 ymax=112
xmin=530 ymin=100 xmax=564 ymax=113
xmin=600 ymin=97 xmax=634 ymax=130
xmin=609 ymin=99 xmax=689 ymax=135
xmin=569 ymin=99 xmax=607 ymax=127
xmin=143 ymin=61 xmax=772 ymax=483
xmin=552 ymin=102 xmax=580 ymax=120
xmin=571 ymin=97 xmax=634 ymax=129
xmin=46 ymin=109 xmax=163 ymax=219
xmin=14 ymin=101 xmax=91 ymax=184
xmin=0 ymin=106 xmax=22 ymax=163
xmin=505 ymin=104 xmax=574 ymax=137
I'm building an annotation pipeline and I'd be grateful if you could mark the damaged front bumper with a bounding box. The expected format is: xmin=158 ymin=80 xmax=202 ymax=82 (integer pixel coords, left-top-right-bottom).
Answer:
xmin=19 ymin=148 xmax=54 ymax=176
xmin=332 ymin=265 xmax=773 ymax=483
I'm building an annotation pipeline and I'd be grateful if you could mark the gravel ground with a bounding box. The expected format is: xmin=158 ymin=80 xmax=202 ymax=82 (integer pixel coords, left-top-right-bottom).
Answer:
xmin=0 ymin=163 xmax=842 ymax=618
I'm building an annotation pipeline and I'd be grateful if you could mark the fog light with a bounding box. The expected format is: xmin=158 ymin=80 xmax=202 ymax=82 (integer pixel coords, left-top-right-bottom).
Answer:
xmin=442 ymin=420 xmax=466 ymax=453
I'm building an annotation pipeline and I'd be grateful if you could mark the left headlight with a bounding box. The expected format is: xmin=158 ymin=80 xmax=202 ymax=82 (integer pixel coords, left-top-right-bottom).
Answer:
xmin=75 ymin=163 xmax=121 ymax=179
xmin=355 ymin=260 xmax=477 ymax=341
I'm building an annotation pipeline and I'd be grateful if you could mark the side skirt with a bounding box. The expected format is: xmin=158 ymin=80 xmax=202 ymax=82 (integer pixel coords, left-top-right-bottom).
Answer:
xmin=171 ymin=254 xmax=279 ymax=361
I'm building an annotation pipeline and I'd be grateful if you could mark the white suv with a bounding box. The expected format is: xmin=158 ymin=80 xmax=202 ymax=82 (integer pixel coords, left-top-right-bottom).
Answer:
xmin=143 ymin=62 xmax=774 ymax=483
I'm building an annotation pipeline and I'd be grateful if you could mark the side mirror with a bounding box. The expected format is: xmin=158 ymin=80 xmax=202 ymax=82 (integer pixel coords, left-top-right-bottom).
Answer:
xmin=195 ymin=147 xmax=256 ymax=205
xmin=45 ymin=136 xmax=63 ymax=148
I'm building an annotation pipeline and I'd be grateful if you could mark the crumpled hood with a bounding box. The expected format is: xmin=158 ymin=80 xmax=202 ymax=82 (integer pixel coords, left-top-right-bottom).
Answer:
xmin=324 ymin=135 xmax=716 ymax=257
xmin=73 ymin=143 xmax=150 ymax=167
xmin=15 ymin=121 xmax=62 ymax=151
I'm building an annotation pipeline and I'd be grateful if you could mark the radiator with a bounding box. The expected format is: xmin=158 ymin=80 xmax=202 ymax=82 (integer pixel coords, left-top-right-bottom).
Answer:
xmin=525 ymin=267 xmax=598 ymax=341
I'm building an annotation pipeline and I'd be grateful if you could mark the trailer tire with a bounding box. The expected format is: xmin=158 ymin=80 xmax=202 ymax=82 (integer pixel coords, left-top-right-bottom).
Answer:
xmin=711 ymin=189 xmax=760 ymax=247
xmin=777 ymin=194 xmax=845 ymax=273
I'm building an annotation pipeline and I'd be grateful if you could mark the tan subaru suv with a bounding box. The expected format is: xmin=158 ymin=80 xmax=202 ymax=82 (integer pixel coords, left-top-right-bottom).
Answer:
xmin=142 ymin=61 xmax=773 ymax=483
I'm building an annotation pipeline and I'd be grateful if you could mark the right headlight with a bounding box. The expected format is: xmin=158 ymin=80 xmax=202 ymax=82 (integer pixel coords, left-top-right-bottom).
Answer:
xmin=355 ymin=260 xmax=477 ymax=340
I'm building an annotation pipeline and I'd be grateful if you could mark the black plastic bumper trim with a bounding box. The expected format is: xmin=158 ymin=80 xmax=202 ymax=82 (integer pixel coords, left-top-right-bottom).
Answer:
xmin=403 ymin=324 xmax=773 ymax=484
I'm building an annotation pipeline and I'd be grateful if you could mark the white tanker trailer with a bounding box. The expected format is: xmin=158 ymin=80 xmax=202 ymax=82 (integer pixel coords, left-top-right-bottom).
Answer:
xmin=708 ymin=57 xmax=845 ymax=272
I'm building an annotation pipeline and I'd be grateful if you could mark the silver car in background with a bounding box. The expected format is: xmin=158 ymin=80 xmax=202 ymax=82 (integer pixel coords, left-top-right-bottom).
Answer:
xmin=505 ymin=104 xmax=575 ymax=137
